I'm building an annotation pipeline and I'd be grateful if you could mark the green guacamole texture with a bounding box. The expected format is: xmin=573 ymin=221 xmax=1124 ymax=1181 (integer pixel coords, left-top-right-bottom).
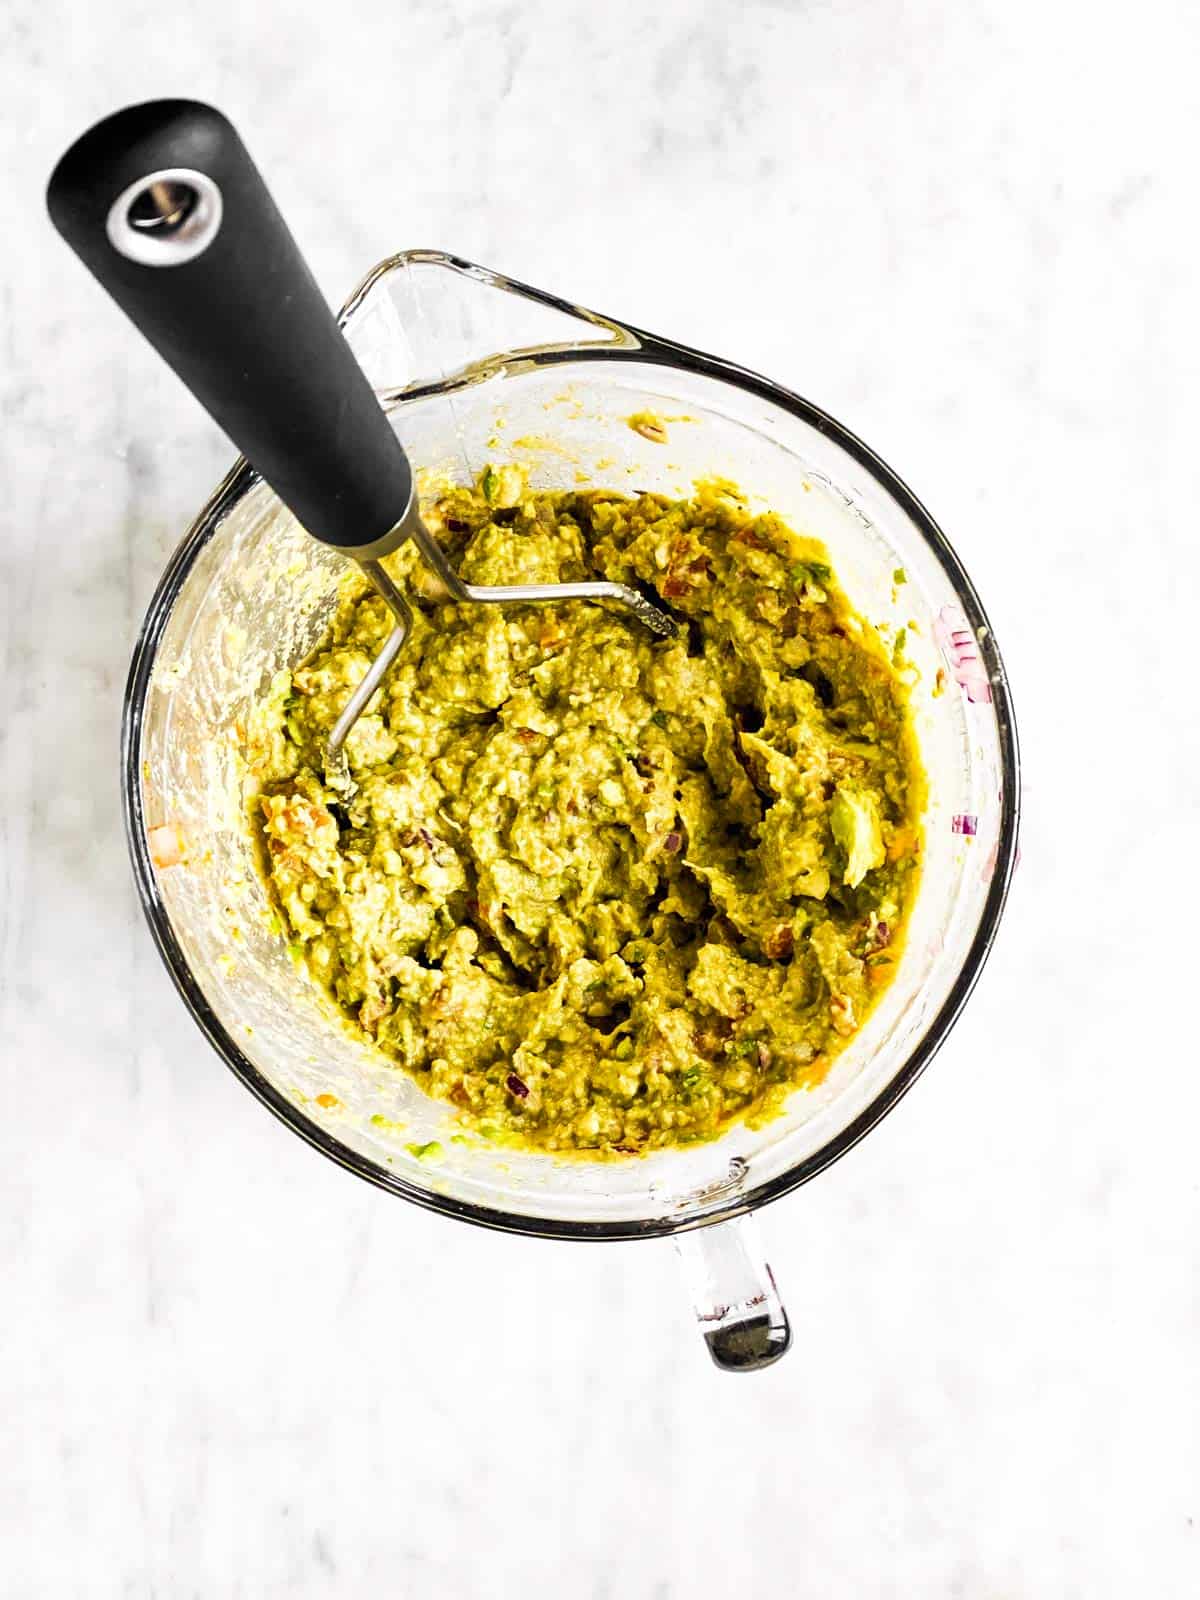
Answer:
xmin=249 ymin=469 xmax=923 ymax=1155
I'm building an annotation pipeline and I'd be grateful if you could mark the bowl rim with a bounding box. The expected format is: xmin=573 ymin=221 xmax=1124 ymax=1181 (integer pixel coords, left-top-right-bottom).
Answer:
xmin=121 ymin=252 xmax=1021 ymax=1242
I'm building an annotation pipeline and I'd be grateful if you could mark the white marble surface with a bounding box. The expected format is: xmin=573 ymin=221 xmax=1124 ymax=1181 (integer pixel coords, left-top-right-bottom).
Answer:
xmin=4 ymin=0 xmax=1199 ymax=1593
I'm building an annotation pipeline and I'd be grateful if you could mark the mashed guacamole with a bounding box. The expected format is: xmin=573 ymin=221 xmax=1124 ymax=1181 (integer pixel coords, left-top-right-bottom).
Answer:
xmin=248 ymin=471 xmax=923 ymax=1156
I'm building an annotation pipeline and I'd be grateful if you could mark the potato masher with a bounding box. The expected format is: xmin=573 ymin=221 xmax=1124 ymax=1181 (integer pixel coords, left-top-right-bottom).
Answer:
xmin=47 ymin=100 xmax=676 ymax=786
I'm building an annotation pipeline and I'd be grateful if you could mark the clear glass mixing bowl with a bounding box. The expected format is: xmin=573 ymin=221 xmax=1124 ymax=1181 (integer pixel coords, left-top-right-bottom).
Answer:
xmin=122 ymin=252 xmax=1020 ymax=1370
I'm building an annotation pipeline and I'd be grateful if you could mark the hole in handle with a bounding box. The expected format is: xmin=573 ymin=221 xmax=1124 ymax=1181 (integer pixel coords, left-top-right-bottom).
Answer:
xmin=127 ymin=179 xmax=199 ymax=233
xmin=105 ymin=168 xmax=223 ymax=267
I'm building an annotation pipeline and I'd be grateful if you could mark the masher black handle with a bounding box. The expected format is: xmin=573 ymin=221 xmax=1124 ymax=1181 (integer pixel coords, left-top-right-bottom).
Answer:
xmin=46 ymin=99 xmax=412 ymax=556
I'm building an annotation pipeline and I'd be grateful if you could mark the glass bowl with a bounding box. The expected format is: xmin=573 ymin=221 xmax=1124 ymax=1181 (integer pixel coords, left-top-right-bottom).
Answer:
xmin=122 ymin=252 xmax=1020 ymax=1369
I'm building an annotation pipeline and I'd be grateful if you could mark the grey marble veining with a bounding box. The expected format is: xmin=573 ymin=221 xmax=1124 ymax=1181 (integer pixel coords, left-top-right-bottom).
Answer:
xmin=3 ymin=0 xmax=1199 ymax=1594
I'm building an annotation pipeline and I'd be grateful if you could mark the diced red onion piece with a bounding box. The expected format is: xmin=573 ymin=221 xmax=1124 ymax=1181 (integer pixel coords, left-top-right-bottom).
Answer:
xmin=934 ymin=607 xmax=993 ymax=704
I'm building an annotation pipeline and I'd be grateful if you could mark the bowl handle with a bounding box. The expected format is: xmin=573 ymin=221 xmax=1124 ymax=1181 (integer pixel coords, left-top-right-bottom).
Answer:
xmin=674 ymin=1214 xmax=791 ymax=1373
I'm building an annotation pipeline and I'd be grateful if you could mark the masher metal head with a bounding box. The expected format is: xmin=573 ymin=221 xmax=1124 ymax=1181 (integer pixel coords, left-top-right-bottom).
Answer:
xmin=325 ymin=516 xmax=675 ymax=784
xmin=47 ymin=99 xmax=677 ymax=791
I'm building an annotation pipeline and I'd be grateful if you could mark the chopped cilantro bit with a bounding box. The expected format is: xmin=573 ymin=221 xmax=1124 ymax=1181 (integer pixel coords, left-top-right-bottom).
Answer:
xmin=792 ymin=560 xmax=832 ymax=587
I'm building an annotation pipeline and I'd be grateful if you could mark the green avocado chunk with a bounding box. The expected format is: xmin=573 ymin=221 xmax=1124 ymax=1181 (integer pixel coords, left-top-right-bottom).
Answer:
xmin=830 ymin=785 xmax=886 ymax=888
